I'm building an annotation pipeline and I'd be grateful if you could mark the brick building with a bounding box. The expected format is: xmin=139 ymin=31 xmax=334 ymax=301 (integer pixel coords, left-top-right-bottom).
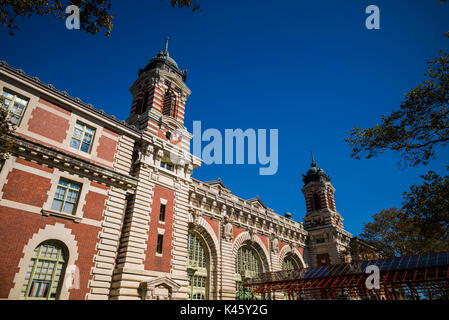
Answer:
xmin=0 ymin=43 xmax=352 ymax=300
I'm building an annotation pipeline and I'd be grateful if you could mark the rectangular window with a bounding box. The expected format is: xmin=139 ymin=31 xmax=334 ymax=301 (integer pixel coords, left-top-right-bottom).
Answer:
xmin=70 ymin=122 xmax=96 ymax=154
xmin=51 ymin=179 xmax=81 ymax=215
xmin=159 ymin=204 xmax=166 ymax=222
xmin=0 ymin=159 xmax=4 ymax=172
xmin=1 ymin=89 xmax=29 ymax=126
xmin=156 ymin=234 xmax=164 ymax=254
xmin=160 ymin=160 xmax=173 ymax=171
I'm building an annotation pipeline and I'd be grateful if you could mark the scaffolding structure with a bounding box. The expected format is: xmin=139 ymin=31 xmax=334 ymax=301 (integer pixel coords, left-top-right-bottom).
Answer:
xmin=242 ymin=252 xmax=449 ymax=300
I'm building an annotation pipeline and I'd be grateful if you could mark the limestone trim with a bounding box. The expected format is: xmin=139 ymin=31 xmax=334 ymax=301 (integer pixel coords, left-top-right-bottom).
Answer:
xmin=8 ymin=223 xmax=79 ymax=300
xmin=187 ymin=217 xmax=220 ymax=300
xmin=4 ymin=134 xmax=138 ymax=190
xmin=61 ymin=111 xmax=104 ymax=162
xmin=0 ymin=156 xmax=15 ymax=199
xmin=0 ymin=79 xmax=41 ymax=135
xmin=188 ymin=215 xmax=220 ymax=252
xmin=232 ymin=231 xmax=271 ymax=273
xmin=41 ymin=168 xmax=91 ymax=223
xmin=139 ymin=276 xmax=181 ymax=300
xmin=279 ymin=245 xmax=306 ymax=269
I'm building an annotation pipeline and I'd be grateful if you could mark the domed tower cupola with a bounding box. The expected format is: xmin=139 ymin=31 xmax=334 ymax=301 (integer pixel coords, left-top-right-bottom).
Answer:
xmin=141 ymin=37 xmax=187 ymax=83
xmin=302 ymin=154 xmax=330 ymax=185
xmin=301 ymin=153 xmax=352 ymax=267
xmin=127 ymin=37 xmax=193 ymax=153
xmin=301 ymin=152 xmax=337 ymax=217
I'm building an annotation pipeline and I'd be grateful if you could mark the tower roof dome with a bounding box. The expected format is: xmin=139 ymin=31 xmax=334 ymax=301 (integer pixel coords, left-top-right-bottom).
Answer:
xmin=151 ymin=49 xmax=179 ymax=69
xmin=141 ymin=37 xmax=187 ymax=82
xmin=303 ymin=152 xmax=330 ymax=185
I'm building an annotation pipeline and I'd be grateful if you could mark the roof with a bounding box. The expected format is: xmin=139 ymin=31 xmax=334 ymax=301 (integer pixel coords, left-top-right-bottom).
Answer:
xmin=0 ymin=61 xmax=140 ymax=134
xmin=244 ymin=251 xmax=449 ymax=286
xmin=247 ymin=196 xmax=268 ymax=210
xmin=204 ymin=178 xmax=230 ymax=190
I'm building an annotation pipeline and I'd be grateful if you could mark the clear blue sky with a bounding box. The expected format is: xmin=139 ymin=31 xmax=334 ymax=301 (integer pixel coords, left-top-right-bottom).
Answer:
xmin=1 ymin=0 xmax=448 ymax=236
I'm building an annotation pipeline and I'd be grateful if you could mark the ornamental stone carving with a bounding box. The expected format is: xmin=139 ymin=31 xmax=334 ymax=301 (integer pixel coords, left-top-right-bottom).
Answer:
xmin=248 ymin=227 xmax=257 ymax=244
xmin=222 ymin=215 xmax=233 ymax=242
xmin=189 ymin=208 xmax=202 ymax=228
xmin=139 ymin=277 xmax=180 ymax=300
xmin=288 ymin=240 xmax=296 ymax=251
xmin=156 ymin=149 xmax=164 ymax=160
xmin=221 ymin=205 xmax=227 ymax=215
xmin=135 ymin=143 xmax=155 ymax=167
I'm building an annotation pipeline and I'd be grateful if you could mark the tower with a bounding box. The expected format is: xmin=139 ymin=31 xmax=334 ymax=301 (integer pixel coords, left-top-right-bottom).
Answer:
xmin=302 ymin=153 xmax=352 ymax=267
xmin=127 ymin=38 xmax=192 ymax=153
xmin=111 ymin=39 xmax=201 ymax=300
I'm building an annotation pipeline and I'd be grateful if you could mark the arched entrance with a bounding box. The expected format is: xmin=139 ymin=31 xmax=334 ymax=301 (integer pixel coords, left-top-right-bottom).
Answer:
xmin=187 ymin=231 xmax=209 ymax=300
xmin=235 ymin=244 xmax=263 ymax=300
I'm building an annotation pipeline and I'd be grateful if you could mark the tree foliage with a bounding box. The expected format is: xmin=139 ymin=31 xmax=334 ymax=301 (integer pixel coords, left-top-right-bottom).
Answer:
xmin=401 ymin=170 xmax=449 ymax=253
xmin=346 ymin=4 xmax=449 ymax=256
xmin=0 ymin=0 xmax=114 ymax=36
xmin=0 ymin=96 xmax=15 ymax=157
xmin=170 ymin=0 xmax=201 ymax=12
xmin=359 ymin=171 xmax=449 ymax=257
xmin=344 ymin=237 xmax=385 ymax=263
xmin=0 ymin=0 xmax=203 ymax=37
xmin=358 ymin=208 xmax=412 ymax=257
xmin=345 ymin=51 xmax=449 ymax=167
xmin=346 ymin=1 xmax=448 ymax=165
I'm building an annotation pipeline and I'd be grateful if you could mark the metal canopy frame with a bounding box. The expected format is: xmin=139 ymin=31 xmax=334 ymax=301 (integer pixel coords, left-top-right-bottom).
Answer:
xmin=242 ymin=252 xmax=449 ymax=300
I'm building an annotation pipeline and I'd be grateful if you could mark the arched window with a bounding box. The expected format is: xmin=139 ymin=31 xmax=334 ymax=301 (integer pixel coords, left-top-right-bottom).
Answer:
xmin=162 ymin=90 xmax=177 ymax=118
xmin=282 ymin=255 xmax=299 ymax=300
xmin=312 ymin=193 xmax=321 ymax=211
xmin=235 ymin=246 xmax=262 ymax=300
xmin=21 ymin=241 xmax=67 ymax=300
xmin=282 ymin=255 xmax=298 ymax=271
xmin=187 ymin=232 xmax=209 ymax=300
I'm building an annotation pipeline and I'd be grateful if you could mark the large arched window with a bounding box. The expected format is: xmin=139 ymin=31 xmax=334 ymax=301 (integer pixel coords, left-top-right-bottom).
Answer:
xmin=282 ymin=254 xmax=301 ymax=299
xmin=235 ymin=246 xmax=262 ymax=300
xmin=21 ymin=241 xmax=67 ymax=300
xmin=187 ymin=232 xmax=209 ymax=300
xmin=312 ymin=193 xmax=321 ymax=211
xmin=282 ymin=255 xmax=298 ymax=271
xmin=162 ymin=90 xmax=177 ymax=118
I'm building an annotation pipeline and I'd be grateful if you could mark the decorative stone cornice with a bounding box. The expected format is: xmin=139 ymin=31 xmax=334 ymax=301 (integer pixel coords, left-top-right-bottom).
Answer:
xmin=189 ymin=178 xmax=308 ymax=246
xmin=3 ymin=134 xmax=138 ymax=191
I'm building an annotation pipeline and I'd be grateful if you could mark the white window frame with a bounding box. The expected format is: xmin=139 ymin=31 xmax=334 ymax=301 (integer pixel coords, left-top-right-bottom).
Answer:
xmin=61 ymin=114 xmax=104 ymax=160
xmin=69 ymin=121 xmax=96 ymax=154
xmin=41 ymin=169 xmax=91 ymax=223
xmin=50 ymin=178 xmax=82 ymax=216
xmin=1 ymin=88 xmax=30 ymax=126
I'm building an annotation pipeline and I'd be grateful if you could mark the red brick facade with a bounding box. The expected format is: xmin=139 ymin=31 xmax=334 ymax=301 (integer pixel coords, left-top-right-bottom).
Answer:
xmin=144 ymin=185 xmax=174 ymax=273
xmin=0 ymin=49 xmax=347 ymax=301
xmin=27 ymin=107 xmax=70 ymax=143
xmin=96 ymin=135 xmax=118 ymax=163
xmin=0 ymin=208 xmax=100 ymax=299
xmin=2 ymin=168 xmax=51 ymax=207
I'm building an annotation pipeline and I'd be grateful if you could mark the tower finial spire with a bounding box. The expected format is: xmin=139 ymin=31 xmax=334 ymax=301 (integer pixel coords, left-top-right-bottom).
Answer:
xmin=164 ymin=37 xmax=169 ymax=53
xmin=311 ymin=150 xmax=316 ymax=167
